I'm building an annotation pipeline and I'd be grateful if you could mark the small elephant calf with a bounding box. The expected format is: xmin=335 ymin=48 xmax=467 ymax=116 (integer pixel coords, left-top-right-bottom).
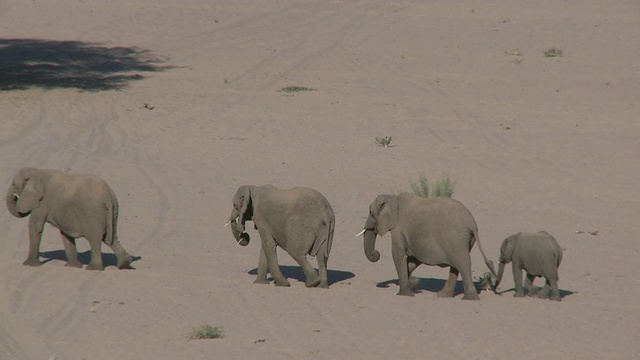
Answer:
xmin=6 ymin=167 xmax=133 ymax=270
xmin=493 ymin=231 xmax=563 ymax=301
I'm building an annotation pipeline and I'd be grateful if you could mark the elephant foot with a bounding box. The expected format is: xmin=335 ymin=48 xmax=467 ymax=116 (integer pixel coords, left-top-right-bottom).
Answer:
xmin=409 ymin=276 xmax=420 ymax=291
xmin=23 ymin=258 xmax=42 ymax=267
xmin=397 ymin=289 xmax=415 ymax=297
xmin=274 ymin=279 xmax=291 ymax=287
xmin=513 ymin=292 xmax=525 ymax=298
xmin=253 ymin=278 xmax=270 ymax=285
xmin=305 ymin=277 xmax=321 ymax=288
xmin=436 ymin=290 xmax=454 ymax=298
xmin=65 ymin=261 xmax=82 ymax=269
xmin=462 ymin=293 xmax=480 ymax=300
xmin=116 ymin=256 xmax=133 ymax=269
xmin=318 ymin=282 xmax=329 ymax=289
xmin=549 ymin=294 xmax=562 ymax=302
xmin=86 ymin=263 xmax=105 ymax=271
xmin=537 ymin=292 xmax=550 ymax=299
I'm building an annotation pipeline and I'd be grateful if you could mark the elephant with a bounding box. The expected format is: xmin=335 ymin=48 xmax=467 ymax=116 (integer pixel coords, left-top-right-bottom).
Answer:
xmin=493 ymin=231 xmax=563 ymax=301
xmin=226 ymin=184 xmax=335 ymax=288
xmin=356 ymin=193 xmax=496 ymax=300
xmin=6 ymin=167 xmax=133 ymax=270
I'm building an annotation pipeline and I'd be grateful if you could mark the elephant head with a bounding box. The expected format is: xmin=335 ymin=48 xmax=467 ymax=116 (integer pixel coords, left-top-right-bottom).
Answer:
xmin=6 ymin=168 xmax=44 ymax=218
xmin=226 ymin=185 xmax=253 ymax=246
xmin=493 ymin=233 xmax=520 ymax=290
xmin=356 ymin=194 xmax=399 ymax=263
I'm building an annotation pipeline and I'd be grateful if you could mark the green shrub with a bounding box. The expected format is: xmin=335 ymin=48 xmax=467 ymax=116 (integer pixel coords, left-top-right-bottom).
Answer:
xmin=410 ymin=173 xmax=455 ymax=198
xmin=187 ymin=325 xmax=224 ymax=340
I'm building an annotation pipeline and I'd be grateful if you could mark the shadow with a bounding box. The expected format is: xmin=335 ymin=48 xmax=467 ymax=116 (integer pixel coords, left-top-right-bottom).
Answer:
xmin=248 ymin=265 xmax=355 ymax=286
xmin=377 ymin=277 xmax=494 ymax=296
xmin=0 ymin=38 xmax=171 ymax=91
xmin=40 ymin=249 xmax=141 ymax=269
xmin=495 ymin=287 xmax=575 ymax=299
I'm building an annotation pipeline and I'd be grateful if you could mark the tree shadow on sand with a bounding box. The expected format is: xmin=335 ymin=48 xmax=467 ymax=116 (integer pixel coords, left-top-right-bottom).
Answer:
xmin=248 ymin=265 xmax=355 ymax=286
xmin=377 ymin=277 xmax=574 ymax=299
xmin=39 ymin=249 xmax=141 ymax=269
xmin=0 ymin=38 xmax=171 ymax=91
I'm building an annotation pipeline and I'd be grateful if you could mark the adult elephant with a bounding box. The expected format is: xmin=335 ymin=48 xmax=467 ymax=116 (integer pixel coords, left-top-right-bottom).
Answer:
xmin=6 ymin=167 xmax=133 ymax=270
xmin=356 ymin=194 xmax=495 ymax=300
xmin=226 ymin=184 xmax=335 ymax=288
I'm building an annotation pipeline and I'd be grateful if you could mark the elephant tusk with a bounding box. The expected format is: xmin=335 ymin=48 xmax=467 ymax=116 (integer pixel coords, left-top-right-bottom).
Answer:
xmin=12 ymin=193 xmax=19 ymax=201
xmin=354 ymin=229 xmax=366 ymax=237
xmin=224 ymin=220 xmax=232 ymax=227
xmin=225 ymin=217 xmax=240 ymax=227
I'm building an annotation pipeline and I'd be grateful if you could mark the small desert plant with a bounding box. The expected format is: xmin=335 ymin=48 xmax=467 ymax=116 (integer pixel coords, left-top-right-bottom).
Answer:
xmin=410 ymin=173 xmax=455 ymax=198
xmin=476 ymin=271 xmax=495 ymax=291
xmin=375 ymin=136 xmax=393 ymax=148
xmin=279 ymin=86 xmax=315 ymax=93
xmin=409 ymin=175 xmax=430 ymax=197
xmin=187 ymin=324 xmax=224 ymax=340
xmin=543 ymin=47 xmax=563 ymax=58
xmin=431 ymin=172 xmax=456 ymax=197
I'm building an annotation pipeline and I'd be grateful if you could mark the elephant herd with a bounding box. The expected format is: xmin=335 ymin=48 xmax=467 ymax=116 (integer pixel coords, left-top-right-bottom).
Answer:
xmin=5 ymin=167 xmax=563 ymax=301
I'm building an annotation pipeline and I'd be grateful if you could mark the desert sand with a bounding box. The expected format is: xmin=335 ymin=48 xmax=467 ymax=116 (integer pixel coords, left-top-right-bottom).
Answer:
xmin=1 ymin=1 xmax=639 ymax=359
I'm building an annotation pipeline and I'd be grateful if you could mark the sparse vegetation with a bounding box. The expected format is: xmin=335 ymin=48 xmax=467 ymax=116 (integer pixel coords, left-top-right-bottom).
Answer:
xmin=410 ymin=173 xmax=456 ymax=198
xmin=543 ymin=47 xmax=563 ymax=58
xmin=409 ymin=175 xmax=430 ymax=197
xmin=279 ymin=86 xmax=315 ymax=93
xmin=187 ymin=325 xmax=224 ymax=340
xmin=475 ymin=271 xmax=495 ymax=291
xmin=375 ymin=136 xmax=393 ymax=148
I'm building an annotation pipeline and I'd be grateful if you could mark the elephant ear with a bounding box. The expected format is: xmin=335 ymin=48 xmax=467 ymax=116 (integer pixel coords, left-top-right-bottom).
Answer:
xmin=372 ymin=194 xmax=398 ymax=236
xmin=500 ymin=233 xmax=520 ymax=263
xmin=16 ymin=177 xmax=44 ymax=214
xmin=234 ymin=186 xmax=253 ymax=223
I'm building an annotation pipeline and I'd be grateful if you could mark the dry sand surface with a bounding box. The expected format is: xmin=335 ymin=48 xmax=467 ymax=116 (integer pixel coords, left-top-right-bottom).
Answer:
xmin=1 ymin=0 xmax=639 ymax=359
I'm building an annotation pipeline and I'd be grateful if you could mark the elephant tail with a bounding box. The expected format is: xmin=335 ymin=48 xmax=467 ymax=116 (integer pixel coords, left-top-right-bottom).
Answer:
xmin=104 ymin=191 xmax=119 ymax=246
xmin=473 ymin=230 xmax=497 ymax=277
xmin=311 ymin=213 xmax=334 ymax=259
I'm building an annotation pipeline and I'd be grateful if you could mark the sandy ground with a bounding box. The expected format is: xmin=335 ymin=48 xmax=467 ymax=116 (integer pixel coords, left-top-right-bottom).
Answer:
xmin=1 ymin=1 xmax=639 ymax=359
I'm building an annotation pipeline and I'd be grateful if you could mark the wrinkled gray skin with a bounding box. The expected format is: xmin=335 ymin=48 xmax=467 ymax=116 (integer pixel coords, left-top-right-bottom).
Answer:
xmin=359 ymin=194 xmax=496 ymax=300
xmin=493 ymin=231 xmax=563 ymax=301
xmin=228 ymin=184 xmax=335 ymax=288
xmin=6 ymin=168 xmax=132 ymax=270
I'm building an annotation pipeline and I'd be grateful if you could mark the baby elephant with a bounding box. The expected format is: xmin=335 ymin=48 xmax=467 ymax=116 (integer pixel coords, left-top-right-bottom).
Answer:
xmin=226 ymin=184 xmax=335 ymax=288
xmin=493 ymin=231 xmax=562 ymax=301
xmin=6 ymin=167 xmax=133 ymax=270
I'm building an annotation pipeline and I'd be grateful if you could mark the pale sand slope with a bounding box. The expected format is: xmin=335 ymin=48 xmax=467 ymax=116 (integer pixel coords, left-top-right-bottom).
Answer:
xmin=0 ymin=1 xmax=638 ymax=359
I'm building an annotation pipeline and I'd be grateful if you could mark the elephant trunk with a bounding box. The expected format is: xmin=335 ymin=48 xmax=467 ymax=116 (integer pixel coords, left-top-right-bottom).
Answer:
xmin=493 ymin=262 xmax=506 ymax=291
xmin=5 ymin=186 xmax=26 ymax=218
xmin=229 ymin=208 xmax=249 ymax=246
xmin=363 ymin=229 xmax=380 ymax=262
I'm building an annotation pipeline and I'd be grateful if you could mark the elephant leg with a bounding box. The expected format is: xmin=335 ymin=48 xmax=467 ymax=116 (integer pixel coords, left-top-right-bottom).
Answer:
xmin=253 ymin=246 xmax=270 ymax=284
xmin=459 ymin=265 xmax=480 ymax=300
xmin=407 ymin=257 xmax=421 ymax=291
xmin=291 ymin=254 xmax=320 ymax=288
xmin=259 ymin=231 xmax=289 ymax=287
xmin=317 ymin=256 xmax=329 ymax=288
xmin=60 ymin=232 xmax=82 ymax=268
xmin=24 ymin=215 xmax=45 ymax=266
xmin=437 ymin=267 xmax=459 ymax=298
xmin=512 ymin=262 xmax=525 ymax=297
xmin=106 ymin=239 xmax=132 ymax=269
xmin=538 ymin=279 xmax=551 ymax=299
xmin=85 ymin=231 xmax=105 ymax=271
xmin=548 ymin=275 xmax=561 ymax=301
xmin=392 ymin=239 xmax=413 ymax=296
xmin=525 ymin=273 xmax=538 ymax=296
